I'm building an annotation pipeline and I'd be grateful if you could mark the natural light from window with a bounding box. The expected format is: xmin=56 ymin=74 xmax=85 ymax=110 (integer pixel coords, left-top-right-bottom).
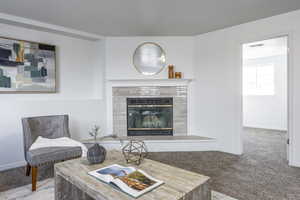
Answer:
xmin=242 ymin=37 xmax=287 ymax=96
xmin=243 ymin=64 xmax=275 ymax=96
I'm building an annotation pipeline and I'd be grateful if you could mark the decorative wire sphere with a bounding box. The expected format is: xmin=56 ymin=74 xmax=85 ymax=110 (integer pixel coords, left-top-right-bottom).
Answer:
xmin=122 ymin=139 xmax=148 ymax=165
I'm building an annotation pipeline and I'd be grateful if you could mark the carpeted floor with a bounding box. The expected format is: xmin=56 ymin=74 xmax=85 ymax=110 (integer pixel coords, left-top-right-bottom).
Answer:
xmin=147 ymin=128 xmax=300 ymax=200
xmin=0 ymin=165 xmax=53 ymax=192
xmin=1 ymin=128 xmax=300 ymax=200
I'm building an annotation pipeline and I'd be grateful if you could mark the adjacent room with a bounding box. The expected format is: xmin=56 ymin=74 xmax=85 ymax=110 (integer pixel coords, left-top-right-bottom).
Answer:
xmin=242 ymin=36 xmax=289 ymax=164
xmin=0 ymin=1 xmax=300 ymax=200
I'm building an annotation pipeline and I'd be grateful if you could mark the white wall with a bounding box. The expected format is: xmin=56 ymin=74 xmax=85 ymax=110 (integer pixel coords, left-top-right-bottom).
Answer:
xmin=105 ymin=36 xmax=198 ymax=137
xmin=105 ymin=37 xmax=195 ymax=80
xmin=3 ymin=9 xmax=300 ymax=170
xmin=243 ymin=55 xmax=287 ymax=130
xmin=0 ymin=23 xmax=106 ymax=171
xmin=194 ymin=10 xmax=300 ymax=166
xmin=194 ymin=32 xmax=239 ymax=154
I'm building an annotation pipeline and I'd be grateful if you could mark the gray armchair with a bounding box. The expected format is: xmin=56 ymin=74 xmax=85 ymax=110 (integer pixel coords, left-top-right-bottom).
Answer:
xmin=22 ymin=115 xmax=82 ymax=191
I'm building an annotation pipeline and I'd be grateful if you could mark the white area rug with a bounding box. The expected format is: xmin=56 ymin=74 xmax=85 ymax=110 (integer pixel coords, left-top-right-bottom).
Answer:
xmin=0 ymin=178 xmax=237 ymax=200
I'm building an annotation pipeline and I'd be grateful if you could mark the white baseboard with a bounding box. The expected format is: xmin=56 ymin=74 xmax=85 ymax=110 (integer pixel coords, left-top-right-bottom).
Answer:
xmin=289 ymin=159 xmax=300 ymax=168
xmin=243 ymin=126 xmax=287 ymax=132
xmin=0 ymin=160 xmax=26 ymax=171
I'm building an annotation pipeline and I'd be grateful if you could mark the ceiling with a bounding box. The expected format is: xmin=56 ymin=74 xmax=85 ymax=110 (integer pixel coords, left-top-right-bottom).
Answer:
xmin=0 ymin=0 xmax=300 ymax=36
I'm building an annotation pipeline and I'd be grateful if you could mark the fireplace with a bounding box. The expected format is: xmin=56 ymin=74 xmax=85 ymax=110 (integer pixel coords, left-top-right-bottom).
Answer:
xmin=127 ymin=97 xmax=173 ymax=136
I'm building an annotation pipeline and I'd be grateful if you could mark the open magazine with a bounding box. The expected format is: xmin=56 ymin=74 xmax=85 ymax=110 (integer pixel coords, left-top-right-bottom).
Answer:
xmin=88 ymin=164 xmax=164 ymax=198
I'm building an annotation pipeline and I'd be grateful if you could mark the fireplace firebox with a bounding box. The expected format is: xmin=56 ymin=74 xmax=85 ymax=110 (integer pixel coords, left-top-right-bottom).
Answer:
xmin=127 ymin=98 xmax=173 ymax=136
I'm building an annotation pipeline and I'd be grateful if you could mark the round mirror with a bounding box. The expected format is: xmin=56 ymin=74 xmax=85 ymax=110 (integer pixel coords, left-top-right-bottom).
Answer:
xmin=133 ymin=42 xmax=166 ymax=75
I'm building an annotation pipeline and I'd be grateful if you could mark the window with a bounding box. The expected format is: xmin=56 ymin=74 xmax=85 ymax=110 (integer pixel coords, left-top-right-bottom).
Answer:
xmin=243 ymin=64 xmax=275 ymax=96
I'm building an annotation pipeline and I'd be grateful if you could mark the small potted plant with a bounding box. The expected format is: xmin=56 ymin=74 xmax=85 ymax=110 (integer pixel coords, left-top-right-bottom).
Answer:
xmin=87 ymin=125 xmax=107 ymax=164
xmin=87 ymin=125 xmax=122 ymax=164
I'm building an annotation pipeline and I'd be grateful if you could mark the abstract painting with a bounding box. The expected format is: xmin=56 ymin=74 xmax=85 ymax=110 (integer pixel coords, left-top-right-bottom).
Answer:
xmin=0 ymin=37 xmax=56 ymax=92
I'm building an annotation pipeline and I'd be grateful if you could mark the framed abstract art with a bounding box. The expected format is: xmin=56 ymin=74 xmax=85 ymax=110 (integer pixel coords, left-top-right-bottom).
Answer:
xmin=0 ymin=36 xmax=56 ymax=93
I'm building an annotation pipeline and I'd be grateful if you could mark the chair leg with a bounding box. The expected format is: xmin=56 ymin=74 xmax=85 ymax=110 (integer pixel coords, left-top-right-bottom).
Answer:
xmin=25 ymin=164 xmax=31 ymax=176
xmin=31 ymin=166 xmax=38 ymax=191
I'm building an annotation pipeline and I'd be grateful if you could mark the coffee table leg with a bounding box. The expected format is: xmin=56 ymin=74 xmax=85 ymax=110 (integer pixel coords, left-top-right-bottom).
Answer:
xmin=55 ymin=172 xmax=95 ymax=200
xmin=179 ymin=182 xmax=211 ymax=200
xmin=55 ymin=173 xmax=64 ymax=200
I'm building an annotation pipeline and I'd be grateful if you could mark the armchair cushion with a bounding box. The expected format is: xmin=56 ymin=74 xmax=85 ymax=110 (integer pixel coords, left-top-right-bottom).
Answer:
xmin=26 ymin=146 xmax=82 ymax=166
xmin=22 ymin=115 xmax=71 ymax=160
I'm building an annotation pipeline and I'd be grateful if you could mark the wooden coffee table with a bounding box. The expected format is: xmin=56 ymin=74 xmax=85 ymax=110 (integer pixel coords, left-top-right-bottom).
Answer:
xmin=54 ymin=151 xmax=211 ymax=200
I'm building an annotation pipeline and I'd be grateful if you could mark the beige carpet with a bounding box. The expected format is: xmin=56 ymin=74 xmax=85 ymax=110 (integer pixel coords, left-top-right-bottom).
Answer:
xmin=148 ymin=128 xmax=300 ymax=200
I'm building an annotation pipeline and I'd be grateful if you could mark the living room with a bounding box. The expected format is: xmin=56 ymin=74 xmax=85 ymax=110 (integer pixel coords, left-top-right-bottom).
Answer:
xmin=1 ymin=1 xmax=300 ymax=200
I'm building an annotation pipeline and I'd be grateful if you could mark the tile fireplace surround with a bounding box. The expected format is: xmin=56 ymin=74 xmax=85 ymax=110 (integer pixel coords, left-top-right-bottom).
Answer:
xmin=112 ymin=85 xmax=188 ymax=137
xmin=103 ymin=79 xmax=217 ymax=152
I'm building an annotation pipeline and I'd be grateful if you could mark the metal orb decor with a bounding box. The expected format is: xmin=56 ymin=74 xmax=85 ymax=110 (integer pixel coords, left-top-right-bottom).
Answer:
xmin=122 ymin=139 xmax=148 ymax=165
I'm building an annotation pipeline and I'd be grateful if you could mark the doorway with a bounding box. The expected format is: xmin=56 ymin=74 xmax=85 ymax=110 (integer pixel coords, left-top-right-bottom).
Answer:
xmin=242 ymin=36 xmax=289 ymax=161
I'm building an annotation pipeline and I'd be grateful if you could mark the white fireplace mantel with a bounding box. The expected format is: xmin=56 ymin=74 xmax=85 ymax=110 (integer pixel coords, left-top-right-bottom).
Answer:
xmin=106 ymin=78 xmax=193 ymax=87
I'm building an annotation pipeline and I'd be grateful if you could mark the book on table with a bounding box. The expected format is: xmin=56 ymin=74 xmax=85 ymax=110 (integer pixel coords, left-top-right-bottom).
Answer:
xmin=88 ymin=164 xmax=164 ymax=198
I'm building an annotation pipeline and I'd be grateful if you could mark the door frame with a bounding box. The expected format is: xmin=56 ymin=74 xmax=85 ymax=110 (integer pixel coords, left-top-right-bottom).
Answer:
xmin=238 ymin=32 xmax=294 ymax=165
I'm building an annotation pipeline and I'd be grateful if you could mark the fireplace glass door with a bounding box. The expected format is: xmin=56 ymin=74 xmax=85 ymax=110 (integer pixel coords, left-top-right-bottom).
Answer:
xmin=127 ymin=98 xmax=173 ymax=136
